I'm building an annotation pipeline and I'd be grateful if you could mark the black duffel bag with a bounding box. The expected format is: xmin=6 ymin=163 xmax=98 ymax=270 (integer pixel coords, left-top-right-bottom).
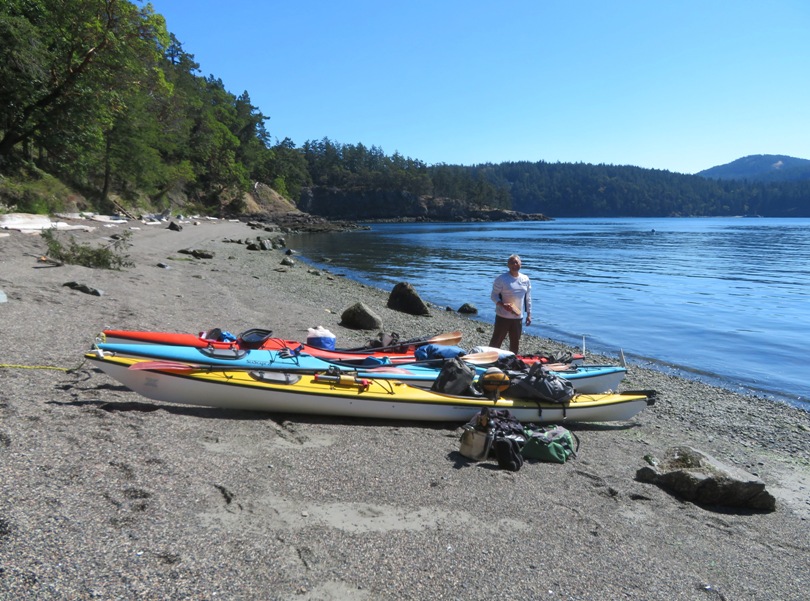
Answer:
xmin=505 ymin=362 xmax=576 ymax=403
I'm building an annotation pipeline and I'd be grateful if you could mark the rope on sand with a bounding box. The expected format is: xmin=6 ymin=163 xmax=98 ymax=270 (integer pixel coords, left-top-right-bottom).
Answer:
xmin=1 ymin=355 xmax=91 ymax=372
xmin=0 ymin=363 xmax=71 ymax=372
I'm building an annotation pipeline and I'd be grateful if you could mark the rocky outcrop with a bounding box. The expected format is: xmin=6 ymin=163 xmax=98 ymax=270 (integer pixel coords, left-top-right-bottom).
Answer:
xmin=297 ymin=187 xmax=550 ymax=222
xmin=636 ymin=446 xmax=776 ymax=512
xmin=241 ymin=183 xmax=549 ymax=228
xmin=243 ymin=212 xmax=365 ymax=234
xmin=242 ymin=182 xmax=549 ymax=225
xmin=239 ymin=182 xmax=363 ymax=232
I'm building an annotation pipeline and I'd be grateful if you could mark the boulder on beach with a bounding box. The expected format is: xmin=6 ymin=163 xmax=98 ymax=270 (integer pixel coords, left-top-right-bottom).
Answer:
xmin=340 ymin=301 xmax=383 ymax=330
xmin=636 ymin=446 xmax=776 ymax=512
xmin=387 ymin=282 xmax=430 ymax=316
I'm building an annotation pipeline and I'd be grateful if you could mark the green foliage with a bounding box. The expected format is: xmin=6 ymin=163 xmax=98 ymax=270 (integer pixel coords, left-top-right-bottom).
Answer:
xmin=254 ymin=139 xmax=312 ymax=201
xmin=0 ymin=2 xmax=264 ymax=215
xmin=301 ymin=138 xmax=433 ymax=196
xmin=0 ymin=165 xmax=74 ymax=214
xmin=483 ymin=161 xmax=810 ymax=217
xmin=2 ymin=3 xmax=808 ymax=219
xmin=40 ymin=229 xmax=134 ymax=270
xmin=271 ymin=177 xmax=289 ymax=199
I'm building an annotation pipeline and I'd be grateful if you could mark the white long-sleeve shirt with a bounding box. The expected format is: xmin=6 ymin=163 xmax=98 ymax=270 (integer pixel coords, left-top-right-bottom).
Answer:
xmin=491 ymin=272 xmax=532 ymax=319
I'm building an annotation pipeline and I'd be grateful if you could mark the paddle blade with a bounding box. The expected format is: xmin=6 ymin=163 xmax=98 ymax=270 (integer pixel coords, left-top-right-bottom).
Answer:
xmin=460 ymin=350 xmax=499 ymax=365
xmin=427 ymin=330 xmax=463 ymax=346
xmin=543 ymin=362 xmax=575 ymax=371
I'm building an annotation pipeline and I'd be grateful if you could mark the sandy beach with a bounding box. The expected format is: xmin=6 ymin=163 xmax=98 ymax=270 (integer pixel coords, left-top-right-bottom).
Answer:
xmin=1 ymin=217 xmax=808 ymax=600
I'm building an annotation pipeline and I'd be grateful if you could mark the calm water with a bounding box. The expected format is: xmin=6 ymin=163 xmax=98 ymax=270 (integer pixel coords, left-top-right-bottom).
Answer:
xmin=288 ymin=218 xmax=810 ymax=410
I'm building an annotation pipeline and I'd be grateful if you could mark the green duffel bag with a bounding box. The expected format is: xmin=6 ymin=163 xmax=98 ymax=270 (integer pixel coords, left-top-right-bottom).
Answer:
xmin=521 ymin=425 xmax=579 ymax=463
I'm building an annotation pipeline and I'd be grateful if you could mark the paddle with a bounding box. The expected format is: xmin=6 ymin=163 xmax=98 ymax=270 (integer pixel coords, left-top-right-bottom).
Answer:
xmin=425 ymin=330 xmax=463 ymax=346
xmin=337 ymin=330 xmax=462 ymax=353
xmin=128 ymin=360 xmax=210 ymax=372
xmin=125 ymin=350 xmax=498 ymax=374
xmin=312 ymin=373 xmax=371 ymax=389
xmin=341 ymin=350 xmax=499 ymax=369
xmin=542 ymin=362 xmax=577 ymax=372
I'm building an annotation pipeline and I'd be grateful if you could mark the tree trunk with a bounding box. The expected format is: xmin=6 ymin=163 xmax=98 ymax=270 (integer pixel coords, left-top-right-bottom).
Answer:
xmin=100 ymin=132 xmax=112 ymax=206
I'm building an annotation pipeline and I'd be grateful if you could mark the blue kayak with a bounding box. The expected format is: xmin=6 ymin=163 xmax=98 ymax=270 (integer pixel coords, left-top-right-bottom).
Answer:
xmin=93 ymin=342 xmax=626 ymax=393
xmin=94 ymin=341 xmax=461 ymax=381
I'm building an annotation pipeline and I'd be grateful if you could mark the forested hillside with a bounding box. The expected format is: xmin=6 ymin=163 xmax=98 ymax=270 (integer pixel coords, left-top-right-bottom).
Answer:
xmin=697 ymin=155 xmax=810 ymax=183
xmin=474 ymin=161 xmax=810 ymax=217
xmin=0 ymin=0 xmax=314 ymax=216
xmin=1 ymin=1 xmax=808 ymax=219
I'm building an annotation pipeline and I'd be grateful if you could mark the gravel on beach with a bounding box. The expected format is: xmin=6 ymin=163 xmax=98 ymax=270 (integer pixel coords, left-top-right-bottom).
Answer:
xmin=1 ymin=218 xmax=808 ymax=600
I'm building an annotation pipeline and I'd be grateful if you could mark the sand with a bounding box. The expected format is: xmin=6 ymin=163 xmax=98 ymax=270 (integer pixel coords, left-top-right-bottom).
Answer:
xmin=1 ymin=217 xmax=809 ymax=600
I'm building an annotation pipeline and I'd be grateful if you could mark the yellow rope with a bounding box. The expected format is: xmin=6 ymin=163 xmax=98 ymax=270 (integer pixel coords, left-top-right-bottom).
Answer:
xmin=0 ymin=363 xmax=71 ymax=372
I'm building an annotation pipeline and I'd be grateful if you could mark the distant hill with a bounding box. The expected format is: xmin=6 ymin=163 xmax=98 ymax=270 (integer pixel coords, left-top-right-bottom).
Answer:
xmin=697 ymin=154 xmax=810 ymax=182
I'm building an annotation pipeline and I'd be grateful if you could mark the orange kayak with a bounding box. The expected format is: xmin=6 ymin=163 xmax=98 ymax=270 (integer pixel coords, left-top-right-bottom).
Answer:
xmin=99 ymin=328 xmax=464 ymax=363
xmin=99 ymin=328 xmax=583 ymax=365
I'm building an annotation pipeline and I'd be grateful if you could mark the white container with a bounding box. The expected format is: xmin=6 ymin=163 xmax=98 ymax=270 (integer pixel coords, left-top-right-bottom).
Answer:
xmin=307 ymin=326 xmax=336 ymax=350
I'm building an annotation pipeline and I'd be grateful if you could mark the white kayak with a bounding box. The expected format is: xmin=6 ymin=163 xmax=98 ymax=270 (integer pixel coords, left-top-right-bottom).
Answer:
xmin=85 ymin=351 xmax=655 ymax=424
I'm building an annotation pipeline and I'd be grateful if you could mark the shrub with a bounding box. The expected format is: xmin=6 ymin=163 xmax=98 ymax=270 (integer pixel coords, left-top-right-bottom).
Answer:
xmin=40 ymin=229 xmax=134 ymax=270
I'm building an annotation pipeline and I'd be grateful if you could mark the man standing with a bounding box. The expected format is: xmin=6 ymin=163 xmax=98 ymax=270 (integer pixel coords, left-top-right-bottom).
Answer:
xmin=489 ymin=254 xmax=532 ymax=354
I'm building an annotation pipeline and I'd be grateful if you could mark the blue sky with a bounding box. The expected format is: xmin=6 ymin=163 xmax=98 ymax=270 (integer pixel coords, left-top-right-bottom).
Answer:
xmin=146 ymin=0 xmax=809 ymax=175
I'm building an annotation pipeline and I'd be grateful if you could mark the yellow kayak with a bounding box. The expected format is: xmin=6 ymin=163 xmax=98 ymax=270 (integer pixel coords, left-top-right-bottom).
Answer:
xmin=85 ymin=352 xmax=654 ymax=423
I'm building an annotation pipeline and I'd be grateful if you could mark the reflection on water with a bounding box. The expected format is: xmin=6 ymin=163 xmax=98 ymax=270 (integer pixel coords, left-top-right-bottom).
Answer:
xmin=289 ymin=218 xmax=810 ymax=409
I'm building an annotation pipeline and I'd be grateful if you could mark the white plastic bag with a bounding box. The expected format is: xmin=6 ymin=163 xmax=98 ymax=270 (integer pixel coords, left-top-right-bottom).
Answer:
xmin=306 ymin=326 xmax=336 ymax=350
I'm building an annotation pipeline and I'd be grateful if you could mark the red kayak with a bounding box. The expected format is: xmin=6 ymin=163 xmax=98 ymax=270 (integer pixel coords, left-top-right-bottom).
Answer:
xmin=98 ymin=328 xmax=464 ymax=364
xmin=98 ymin=328 xmax=583 ymax=365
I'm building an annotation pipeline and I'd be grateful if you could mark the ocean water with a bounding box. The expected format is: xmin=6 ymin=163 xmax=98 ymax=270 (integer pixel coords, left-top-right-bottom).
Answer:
xmin=288 ymin=217 xmax=810 ymax=410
